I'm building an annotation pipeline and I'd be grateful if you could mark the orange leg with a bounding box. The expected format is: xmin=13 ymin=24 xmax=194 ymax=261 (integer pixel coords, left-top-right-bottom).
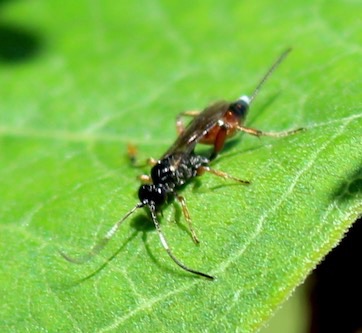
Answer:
xmin=137 ymin=159 xmax=157 ymax=183
xmin=127 ymin=143 xmax=138 ymax=165
xmin=138 ymin=174 xmax=152 ymax=183
xmin=237 ymin=125 xmax=305 ymax=138
xmin=127 ymin=143 xmax=157 ymax=168
xmin=198 ymin=166 xmax=250 ymax=185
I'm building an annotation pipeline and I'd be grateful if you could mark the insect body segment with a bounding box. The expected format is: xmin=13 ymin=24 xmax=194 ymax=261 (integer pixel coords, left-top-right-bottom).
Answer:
xmin=201 ymin=98 xmax=250 ymax=159
xmin=62 ymin=49 xmax=303 ymax=280
xmin=199 ymin=98 xmax=249 ymax=144
xmin=138 ymin=153 xmax=210 ymax=209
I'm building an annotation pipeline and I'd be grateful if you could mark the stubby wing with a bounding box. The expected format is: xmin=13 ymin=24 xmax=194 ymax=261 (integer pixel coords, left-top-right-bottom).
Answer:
xmin=162 ymin=101 xmax=230 ymax=158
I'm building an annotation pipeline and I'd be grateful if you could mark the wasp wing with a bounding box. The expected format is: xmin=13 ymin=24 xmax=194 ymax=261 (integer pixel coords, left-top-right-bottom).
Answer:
xmin=163 ymin=101 xmax=230 ymax=158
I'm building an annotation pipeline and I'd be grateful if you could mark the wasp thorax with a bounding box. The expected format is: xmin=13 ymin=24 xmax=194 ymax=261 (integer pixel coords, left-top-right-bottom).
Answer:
xmin=151 ymin=160 xmax=174 ymax=185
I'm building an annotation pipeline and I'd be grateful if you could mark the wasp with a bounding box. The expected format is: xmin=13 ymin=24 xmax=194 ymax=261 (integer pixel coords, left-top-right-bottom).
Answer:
xmin=61 ymin=48 xmax=303 ymax=280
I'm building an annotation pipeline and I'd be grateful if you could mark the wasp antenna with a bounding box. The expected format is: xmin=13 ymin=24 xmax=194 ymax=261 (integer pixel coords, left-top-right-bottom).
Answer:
xmin=60 ymin=202 xmax=144 ymax=264
xmin=246 ymin=48 xmax=292 ymax=104
xmin=149 ymin=205 xmax=215 ymax=280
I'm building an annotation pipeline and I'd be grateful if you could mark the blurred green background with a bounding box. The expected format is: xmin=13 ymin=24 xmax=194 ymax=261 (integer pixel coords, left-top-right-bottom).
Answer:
xmin=1 ymin=1 xmax=361 ymax=332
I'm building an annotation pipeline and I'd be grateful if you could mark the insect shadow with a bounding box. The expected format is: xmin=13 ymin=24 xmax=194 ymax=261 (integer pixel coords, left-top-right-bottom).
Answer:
xmin=59 ymin=230 xmax=139 ymax=288
xmin=61 ymin=208 xmax=199 ymax=287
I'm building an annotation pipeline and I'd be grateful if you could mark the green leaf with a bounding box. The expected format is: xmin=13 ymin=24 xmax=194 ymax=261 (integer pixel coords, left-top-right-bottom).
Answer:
xmin=1 ymin=1 xmax=361 ymax=332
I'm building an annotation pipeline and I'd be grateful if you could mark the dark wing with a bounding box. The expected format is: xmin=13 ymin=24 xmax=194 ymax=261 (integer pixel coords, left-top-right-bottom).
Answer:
xmin=162 ymin=101 xmax=230 ymax=158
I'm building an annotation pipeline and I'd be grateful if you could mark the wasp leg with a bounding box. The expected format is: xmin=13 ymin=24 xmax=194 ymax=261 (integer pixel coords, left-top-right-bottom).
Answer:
xmin=139 ymin=174 xmax=152 ymax=183
xmin=127 ymin=143 xmax=158 ymax=169
xmin=127 ymin=144 xmax=157 ymax=183
xmin=198 ymin=166 xmax=250 ymax=185
xmin=137 ymin=158 xmax=158 ymax=183
xmin=127 ymin=143 xmax=138 ymax=165
xmin=237 ymin=125 xmax=305 ymax=138
xmin=146 ymin=157 xmax=158 ymax=166
xmin=175 ymin=193 xmax=199 ymax=244
xmin=209 ymin=125 xmax=228 ymax=161
xmin=176 ymin=110 xmax=201 ymax=135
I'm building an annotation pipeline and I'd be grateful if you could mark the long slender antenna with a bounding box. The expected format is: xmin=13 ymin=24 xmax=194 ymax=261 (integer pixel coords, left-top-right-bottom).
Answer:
xmin=149 ymin=205 xmax=214 ymax=280
xmin=60 ymin=202 xmax=144 ymax=264
xmin=241 ymin=48 xmax=292 ymax=105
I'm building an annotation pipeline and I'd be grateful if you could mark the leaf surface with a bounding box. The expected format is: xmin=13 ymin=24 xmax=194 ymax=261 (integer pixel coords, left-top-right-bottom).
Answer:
xmin=0 ymin=1 xmax=361 ymax=332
